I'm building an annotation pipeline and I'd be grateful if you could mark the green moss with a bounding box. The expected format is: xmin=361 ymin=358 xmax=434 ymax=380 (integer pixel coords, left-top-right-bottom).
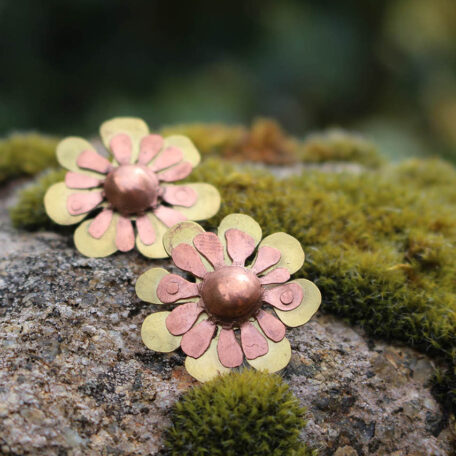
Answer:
xmin=299 ymin=129 xmax=384 ymax=167
xmin=188 ymin=157 xmax=456 ymax=411
xmin=10 ymin=169 xmax=66 ymax=230
xmin=164 ymin=370 xmax=314 ymax=456
xmin=162 ymin=120 xmax=381 ymax=166
xmin=0 ymin=133 xmax=60 ymax=184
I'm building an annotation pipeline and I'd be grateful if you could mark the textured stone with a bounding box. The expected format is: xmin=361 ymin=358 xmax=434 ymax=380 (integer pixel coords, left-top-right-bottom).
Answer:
xmin=0 ymin=181 xmax=454 ymax=455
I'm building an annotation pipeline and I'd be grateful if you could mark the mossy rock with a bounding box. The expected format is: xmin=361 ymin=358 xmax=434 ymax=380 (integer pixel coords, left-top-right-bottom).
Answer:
xmin=6 ymin=128 xmax=456 ymax=413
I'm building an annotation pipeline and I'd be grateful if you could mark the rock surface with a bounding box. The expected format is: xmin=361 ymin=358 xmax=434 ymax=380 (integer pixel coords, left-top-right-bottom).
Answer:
xmin=0 ymin=182 xmax=454 ymax=455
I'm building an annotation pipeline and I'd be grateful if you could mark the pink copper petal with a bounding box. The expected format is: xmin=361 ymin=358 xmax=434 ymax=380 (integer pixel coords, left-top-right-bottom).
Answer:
xmin=138 ymin=134 xmax=164 ymax=165
xmin=217 ymin=328 xmax=243 ymax=368
xmin=88 ymin=209 xmax=113 ymax=239
xmin=240 ymin=322 xmax=268 ymax=360
xmin=67 ymin=192 xmax=103 ymax=215
xmin=263 ymin=283 xmax=304 ymax=311
xmin=256 ymin=309 xmax=286 ymax=342
xmin=136 ymin=214 xmax=156 ymax=245
xmin=181 ymin=319 xmax=216 ymax=358
xmin=65 ymin=172 xmax=102 ymax=189
xmin=156 ymin=274 xmax=199 ymax=303
xmin=77 ymin=149 xmax=112 ymax=174
xmin=225 ymin=228 xmax=257 ymax=266
xmin=251 ymin=246 xmax=281 ymax=274
xmin=259 ymin=267 xmax=291 ymax=285
xmin=110 ymin=133 xmax=132 ymax=165
xmin=115 ymin=216 xmax=135 ymax=252
xmin=157 ymin=161 xmax=193 ymax=182
xmin=171 ymin=243 xmax=208 ymax=278
xmin=193 ymin=232 xmax=225 ymax=269
xmin=150 ymin=146 xmax=183 ymax=172
xmin=162 ymin=185 xmax=198 ymax=208
xmin=153 ymin=205 xmax=187 ymax=227
xmin=165 ymin=302 xmax=204 ymax=336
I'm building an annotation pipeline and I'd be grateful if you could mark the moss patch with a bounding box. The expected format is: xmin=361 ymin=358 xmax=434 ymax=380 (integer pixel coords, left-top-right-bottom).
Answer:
xmin=10 ymin=169 xmax=66 ymax=230
xmin=164 ymin=370 xmax=314 ymax=456
xmin=0 ymin=133 xmax=59 ymax=184
xmin=162 ymin=119 xmax=382 ymax=167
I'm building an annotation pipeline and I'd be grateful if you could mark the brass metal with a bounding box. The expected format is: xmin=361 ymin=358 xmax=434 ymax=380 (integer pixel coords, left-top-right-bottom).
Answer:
xmin=103 ymin=164 xmax=159 ymax=215
xmin=200 ymin=266 xmax=262 ymax=323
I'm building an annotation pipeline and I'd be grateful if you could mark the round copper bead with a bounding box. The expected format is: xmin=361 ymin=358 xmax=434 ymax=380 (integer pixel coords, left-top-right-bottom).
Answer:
xmin=201 ymin=266 xmax=262 ymax=323
xmin=104 ymin=164 xmax=159 ymax=215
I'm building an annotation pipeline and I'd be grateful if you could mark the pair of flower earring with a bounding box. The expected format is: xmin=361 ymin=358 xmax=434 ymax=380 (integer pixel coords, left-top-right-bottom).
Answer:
xmin=44 ymin=117 xmax=321 ymax=382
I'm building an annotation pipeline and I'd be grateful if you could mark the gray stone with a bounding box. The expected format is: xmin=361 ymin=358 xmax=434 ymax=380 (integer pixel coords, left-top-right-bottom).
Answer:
xmin=0 ymin=181 xmax=454 ymax=455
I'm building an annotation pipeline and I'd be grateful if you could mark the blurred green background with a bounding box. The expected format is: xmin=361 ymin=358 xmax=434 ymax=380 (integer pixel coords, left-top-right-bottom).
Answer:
xmin=1 ymin=0 xmax=456 ymax=161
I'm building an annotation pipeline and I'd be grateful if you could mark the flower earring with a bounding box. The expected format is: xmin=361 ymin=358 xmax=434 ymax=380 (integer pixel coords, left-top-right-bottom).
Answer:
xmin=137 ymin=214 xmax=321 ymax=382
xmin=44 ymin=117 xmax=220 ymax=258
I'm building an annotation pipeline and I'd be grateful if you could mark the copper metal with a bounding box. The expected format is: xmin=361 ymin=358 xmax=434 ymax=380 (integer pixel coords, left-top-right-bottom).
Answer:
xmin=110 ymin=133 xmax=132 ymax=165
xmin=217 ymin=328 xmax=243 ymax=368
xmin=193 ymin=232 xmax=225 ymax=269
xmin=162 ymin=185 xmax=198 ymax=207
xmin=136 ymin=214 xmax=156 ymax=245
xmin=65 ymin=172 xmax=101 ymax=189
xmin=200 ymin=266 xmax=262 ymax=323
xmin=77 ymin=149 xmax=112 ymax=174
xmin=150 ymin=146 xmax=183 ymax=172
xmin=171 ymin=243 xmax=208 ymax=278
xmin=240 ymin=321 xmax=268 ymax=359
xmin=153 ymin=205 xmax=187 ymax=227
xmin=251 ymin=245 xmax=281 ymax=274
xmin=166 ymin=302 xmax=203 ymax=336
xmin=181 ymin=319 xmax=216 ymax=358
xmin=259 ymin=267 xmax=290 ymax=285
xmin=256 ymin=309 xmax=285 ymax=342
xmin=157 ymin=274 xmax=199 ymax=303
xmin=138 ymin=134 xmax=164 ymax=165
xmin=104 ymin=164 xmax=160 ymax=215
xmin=67 ymin=191 xmax=103 ymax=215
xmin=225 ymin=228 xmax=256 ymax=265
xmin=115 ymin=216 xmax=135 ymax=252
xmin=263 ymin=283 xmax=303 ymax=311
xmin=88 ymin=209 xmax=113 ymax=239
xmin=157 ymin=161 xmax=193 ymax=182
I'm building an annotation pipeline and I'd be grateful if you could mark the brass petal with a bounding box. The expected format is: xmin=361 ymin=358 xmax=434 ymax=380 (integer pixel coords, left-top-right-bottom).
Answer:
xmin=163 ymin=135 xmax=200 ymax=167
xmin=136 ymin=267 xmax=169 ymax=304
xmin=135 ymin=214 xmax=169 ymax=258
xmin=99 ymin=117 xmax=149 ymax=163
xmin=163 ymin=221 xmax=205 ymax=256
xmin=56 ymin=137 xmax=105 ymax=179
xmin=217 ymin=214 xmax=262 ymax=265
xmin=246 ymin=321 xmax=291 ymax=373
xmin=274 ymin=279 xmax=321 ymax=327
xmin=258 ymin=232 xmax=305 ymax=274
xmin=73 ymin=212 xmax=119 ymax=257
xmin=141 ymin=311 xmax=181 ymax=352
xmin=44 ymin=182 xmax=87 ymax=225
xmin=167 ymin=183 xmax=221 ymax=221
xmin=185 ymin=329 xmax=230 ymax=382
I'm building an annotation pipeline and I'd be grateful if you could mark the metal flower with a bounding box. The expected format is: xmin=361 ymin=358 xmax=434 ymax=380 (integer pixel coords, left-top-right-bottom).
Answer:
xmin=44 ymin=117 xmax=220 ymax=258
xmin=137 ymin=214 xmax=321 ymax=382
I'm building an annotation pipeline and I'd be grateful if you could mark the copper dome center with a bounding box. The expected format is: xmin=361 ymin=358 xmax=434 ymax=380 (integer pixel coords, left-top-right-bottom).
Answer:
xmin=104 ymin=164 xmax=159 ymax=215
xmin=201 ymin=266 xmax=262 ymax=323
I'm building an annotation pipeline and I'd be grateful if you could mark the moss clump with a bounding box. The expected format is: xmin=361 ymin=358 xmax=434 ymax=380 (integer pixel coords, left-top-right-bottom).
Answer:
xmin=10 ymin=169 xmax=66 ymax=230
xmin=163 ymin=122 xmax=382 ymax=167
xmin=299 ymin=129 xmax=384 ymax=167
xmin=0 ymin=133 xmax=60 ymax=184
xmin=164 ymin=370 xmax=314 ymax=456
